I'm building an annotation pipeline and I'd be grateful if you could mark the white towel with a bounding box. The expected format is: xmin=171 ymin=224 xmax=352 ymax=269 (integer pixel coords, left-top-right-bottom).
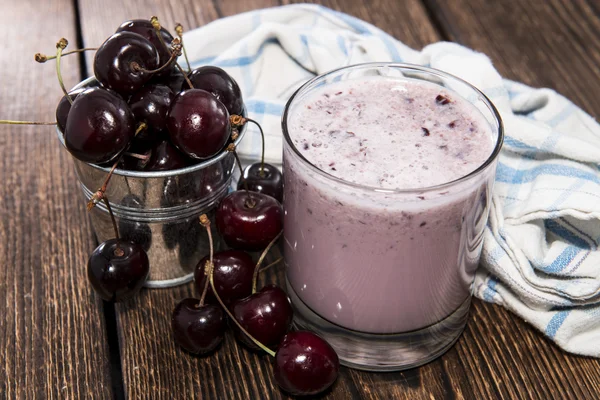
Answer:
xmin=183 ymin=4 xmax=600 ymax=357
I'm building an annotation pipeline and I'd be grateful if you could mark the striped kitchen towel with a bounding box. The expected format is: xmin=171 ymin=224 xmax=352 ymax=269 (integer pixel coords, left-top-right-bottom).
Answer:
xmin=183 ymin=4 xmax=600 ymax=357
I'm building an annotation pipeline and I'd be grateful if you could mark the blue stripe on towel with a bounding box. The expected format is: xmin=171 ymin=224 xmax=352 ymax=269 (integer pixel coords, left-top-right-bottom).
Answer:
xmin=245 ymin=100 xmax=284 ymax=116
xmin=539 ymin=246 xmax=581 ymax=273
xmin=496 ymin=163 xmax=600 ymax=185
xmin=545 ymin=220 xmax=591 ymax=249
xmin=483 ymin=277 xmax=498 ymax=302
xmin=545 ymin=310 xmax=569 ymax=338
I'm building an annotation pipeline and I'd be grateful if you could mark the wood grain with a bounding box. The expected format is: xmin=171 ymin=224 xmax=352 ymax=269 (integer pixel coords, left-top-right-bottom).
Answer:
xmin=0 ymin=0 xmax=113 ymax=398
xmin=75 ymin=0 xmax=600 ymax=399
xmin=423 ymin=0 xmax=600 ymax=116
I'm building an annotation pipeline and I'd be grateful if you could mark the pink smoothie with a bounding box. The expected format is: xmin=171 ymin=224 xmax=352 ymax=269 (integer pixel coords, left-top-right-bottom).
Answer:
xmin=284 ymin=77 xmax=497 ymax=333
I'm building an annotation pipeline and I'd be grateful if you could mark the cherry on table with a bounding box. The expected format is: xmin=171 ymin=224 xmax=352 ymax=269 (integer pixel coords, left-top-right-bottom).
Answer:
xmin=274 ymin=331 xmax=340 ymax=396
xmin=216 ymin=190 xmax=282 ymax=251
xmin=187 ymin=66 xmax=244 ymax=116
xmin=167 ymin=89 xmax=231 ymax=160
xmin=194 ymin=250 xmax=254 ymax=306
xmin=231 ymin=284 xmax=293 ymax=350
xmin=94 ymin=32 xmax=159 ymax=96
xmin=171 ymin=298 xmax=226 ymax=355
xmin=238 ymin=162 xmax=283 ymax=202
xmin=87 ymin=238 xmax=149 ymax=302
xmin=64 ymin=87 xmax=135 ymax=164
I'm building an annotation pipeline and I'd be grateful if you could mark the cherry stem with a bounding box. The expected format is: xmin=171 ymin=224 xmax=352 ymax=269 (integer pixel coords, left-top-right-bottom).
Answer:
xmin=0 ymin=120 xmax=56 ymax=125
xmin=103 ymin=196 xmax=119 ymax=241
xmin=198 ymin=214 xmax=213 ymax=306
xmin=259 ymin=257 xmax=283 ymax=274
xmin=227 ymin=144 xmax=255 ymax=208
xmin=131 ymin=49 xmax=178 ymax=74
xmin=87 ymin=123 xmax=147 ymax=211
xmin=124 ymin=152 xmax=150 ymax=161
xmin=35 ymin=48 xmax=97 ymax=63
xmin=245 ymin=118 xmax=266 ymax=177
xmin=55 ymin=38 xmax=72 ymax=105
xmin=252 ymin=230 xmax=282 ymax=294
xmin=174 ymin=23 xmax=191 ymax=73
xmin=150 ymin=16 xmax=194 ymax=89
xmin=205 ymin=254 xmax=276 ymax=357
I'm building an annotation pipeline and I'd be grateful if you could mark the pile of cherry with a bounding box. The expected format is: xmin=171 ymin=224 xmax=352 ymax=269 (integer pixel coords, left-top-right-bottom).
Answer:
xmin=7 ymin=16 xmax=340 ymax=397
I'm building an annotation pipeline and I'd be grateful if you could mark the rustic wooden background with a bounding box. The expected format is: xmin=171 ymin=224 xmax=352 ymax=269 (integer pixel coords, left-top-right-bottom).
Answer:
xmin=1 ymin=0 xmax=599 ymax=398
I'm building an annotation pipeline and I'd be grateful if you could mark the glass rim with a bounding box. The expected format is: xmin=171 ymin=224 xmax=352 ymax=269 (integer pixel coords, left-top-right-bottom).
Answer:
xmin=281 ymin=62 xmax=504 ymax=194
xmin=56 ymin=76 xmax=247 ymax=178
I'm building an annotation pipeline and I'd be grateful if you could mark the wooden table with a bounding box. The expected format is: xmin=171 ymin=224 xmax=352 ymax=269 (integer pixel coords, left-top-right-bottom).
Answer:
xmin=2 ymin=0 xmax=599 ymax=398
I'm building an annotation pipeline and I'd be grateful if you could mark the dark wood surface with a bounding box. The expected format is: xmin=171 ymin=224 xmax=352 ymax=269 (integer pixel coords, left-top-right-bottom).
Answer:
xmin=2 ymin=0 xmax=600 ymax=398
xmin=0 ymin=0 xmax=113 ymax=398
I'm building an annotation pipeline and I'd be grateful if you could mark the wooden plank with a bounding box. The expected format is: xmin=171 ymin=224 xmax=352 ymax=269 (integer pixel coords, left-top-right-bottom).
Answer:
xmin=423 ymin=0 xmax=600 ymax=115
xmin=76 ymin=0 xmax=600 ymax=398
xmin=0 ymin=0 xmax=113 ymax=398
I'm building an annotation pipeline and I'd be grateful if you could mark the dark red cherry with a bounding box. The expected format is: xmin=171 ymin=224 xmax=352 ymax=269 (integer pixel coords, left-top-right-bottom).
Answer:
xmin=118 ymin=194 xmax=152 ymax=252
xmin=87 ymin=238 xmax=149 ymax=302
xmin=116 ymin=19 xmax=174 ymax=77
xmin=65 ymin=87 xmax=135 ymax=164
xmin=129 ymin=84 xmax=174 ymax=141
xmin=216 ymin=191 xmax=282 ymax=251
xmin=171 ymin=298 xmax=226 ymax=355
xmin=194 ymin=250 xmax=254 ymax=305
xmin=151 ymin=67 xmax=186 ymax=93
xmin=237 ymin=162 xmax=283 ymax=202
xmin=94 ymin=32 xmax=159 ymax=96
xmin=167 ymin=89 xmax=231 ymax=160
xmin=231 ymin=285 xmax=293 ymax=350
xmin=118 ymin=139 xmax=154 ymax=171
xmin=144 ymin=140 xmax=189 ymax=171
xmin=274 ymin=331 xmax=340 ymax=396
xmin=187 ymin=66 xmax=243 ymax=116
xmin=56 ymin=88 xmax=87 ymax=132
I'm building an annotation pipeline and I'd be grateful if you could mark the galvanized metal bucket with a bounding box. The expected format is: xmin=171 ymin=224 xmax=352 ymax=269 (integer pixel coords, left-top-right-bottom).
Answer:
xmin=57 ymin=77 xmax=247 ymax=287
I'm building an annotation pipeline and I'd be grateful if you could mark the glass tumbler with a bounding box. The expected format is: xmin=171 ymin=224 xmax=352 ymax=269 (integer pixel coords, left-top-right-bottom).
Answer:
xmin=281 ymin=63 xmax=503 ymax=371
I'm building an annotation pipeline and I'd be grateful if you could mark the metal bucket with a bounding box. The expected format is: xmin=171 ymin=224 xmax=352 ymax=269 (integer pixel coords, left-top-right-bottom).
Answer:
xmin=57 ymin=77 xmax=247 ymax=287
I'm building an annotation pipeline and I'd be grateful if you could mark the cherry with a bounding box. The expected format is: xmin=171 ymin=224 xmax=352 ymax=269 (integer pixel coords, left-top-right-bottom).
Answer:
xmin=238 ymin=162 xmax=283 ymax=202
xmin=216 ymin=191 xmax=283 ymax=251
xmin=187 ymin=66 xmax=243 ymax=116
xmin=55 ymin=82 xmax=99 ymax=132
xmin=129 ymin=84 xmax=174 ymax=141
xmin=119 ymin=139 xmax=154 ymax=171
xmin=118 ymin=194 xmax=152 ymax=251
xmin=171 ymin=298 xmax=225 ymax=355
xmin=151 ymin=67 xmax=186 ymax=93
xmin=231 ymin=285 xmax=293 ymax=350
xmin=144 ymin=140 xmax=189 ymax=171
xmin=65 ymin=87 xmax=135 ymax=164
xmin=194 ymin=250 xmax=254 ymax=306
xmin=94 ymin=32 xmax=159 ymax=96
xmin=87 ymin=238 xmax=149 ymax=302
xmin=274 ymin=331 xmax=340 ymax=396
xmin=167 ymin=89 xmax=231 ymax=160
xmin=116 ymin=19 xmax=174 ymax=78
